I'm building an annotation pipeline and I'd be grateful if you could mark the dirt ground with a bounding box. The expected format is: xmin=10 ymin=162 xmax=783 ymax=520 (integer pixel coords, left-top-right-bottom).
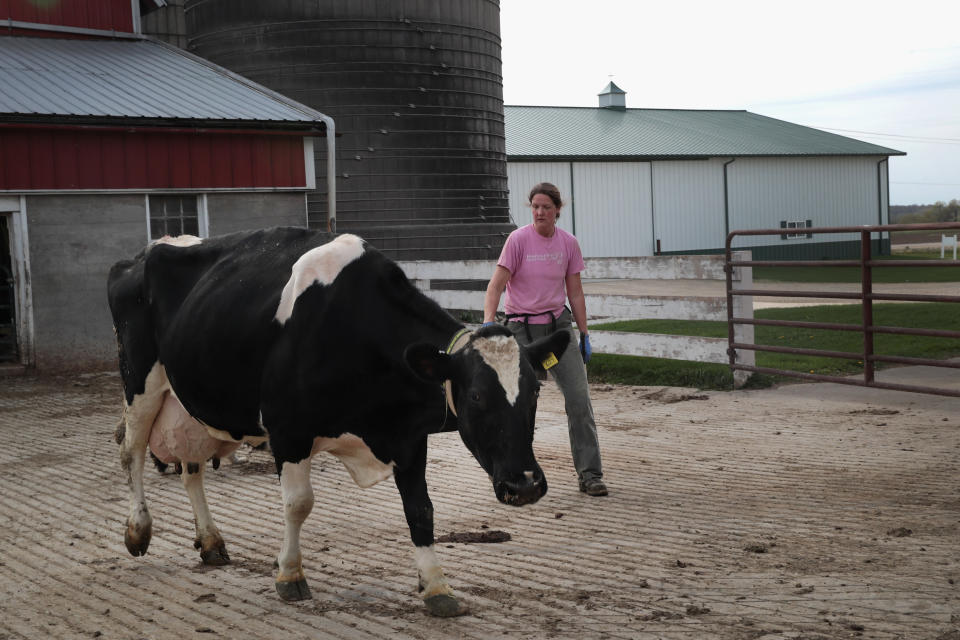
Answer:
xmin=0 ymin=370 xmax=958 ymax=640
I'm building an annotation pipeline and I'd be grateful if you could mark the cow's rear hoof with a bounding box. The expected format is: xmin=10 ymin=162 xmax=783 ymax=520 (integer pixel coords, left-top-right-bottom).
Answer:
xmin=124 ymin=526 xmax=151 ymax=557
xmin=276 ymin=579 xmax=312 ymax=601
xmin=424 ymin=594 xmax=468 ymax=617
xmin=200 ymin=544 xmax=230 ymax=566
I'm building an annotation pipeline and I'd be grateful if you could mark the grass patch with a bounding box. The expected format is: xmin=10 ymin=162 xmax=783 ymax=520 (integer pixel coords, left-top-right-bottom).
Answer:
xmin=589 ymin=302 xmax=960 ymax=390
xmin=753 ymin=252 xmax=960 ymax=283
xmin=890 ymin=230 xmax=955 ymax=245
xmin=587 ymin=353 xmax=738 ymax=389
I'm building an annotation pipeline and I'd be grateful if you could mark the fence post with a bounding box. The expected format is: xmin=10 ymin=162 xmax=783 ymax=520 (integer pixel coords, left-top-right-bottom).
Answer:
xmin=731 ymin=250 xmax=755 ymax=387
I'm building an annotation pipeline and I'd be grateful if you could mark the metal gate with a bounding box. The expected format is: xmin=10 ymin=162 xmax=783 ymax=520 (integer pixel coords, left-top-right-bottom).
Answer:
xmin=0 ymin=215 xmax=16 ymax=363
xmin=726 ymin=222 xmax=960 ymax=397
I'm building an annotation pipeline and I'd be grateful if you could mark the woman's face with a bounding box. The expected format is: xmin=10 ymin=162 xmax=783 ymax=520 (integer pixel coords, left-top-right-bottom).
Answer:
xmin=530 ymin=193 xmax=559 ymax=237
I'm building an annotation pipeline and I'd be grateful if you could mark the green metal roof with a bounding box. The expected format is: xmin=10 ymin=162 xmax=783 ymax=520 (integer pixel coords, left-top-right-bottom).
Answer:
xmin=504 ymin=106 xmax=905 ymax=160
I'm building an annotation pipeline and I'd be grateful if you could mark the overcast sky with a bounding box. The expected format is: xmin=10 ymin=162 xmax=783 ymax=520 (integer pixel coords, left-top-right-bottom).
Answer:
xmin=500 ymin=0 xmax=960 ymax=206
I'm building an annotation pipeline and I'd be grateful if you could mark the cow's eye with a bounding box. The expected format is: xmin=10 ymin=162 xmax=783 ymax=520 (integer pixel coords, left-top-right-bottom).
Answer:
xmin=470 ymin=391 xmax=482 ymax=403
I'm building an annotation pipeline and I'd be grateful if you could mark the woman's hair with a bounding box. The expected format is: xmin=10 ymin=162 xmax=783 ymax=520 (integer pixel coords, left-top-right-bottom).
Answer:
xmin=528 ymin=182 xmax=563 ymax=218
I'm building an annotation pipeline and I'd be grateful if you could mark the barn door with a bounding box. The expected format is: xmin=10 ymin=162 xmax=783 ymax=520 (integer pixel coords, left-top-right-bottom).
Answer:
xmin=0 ymin=214 xmax=16 ymax=363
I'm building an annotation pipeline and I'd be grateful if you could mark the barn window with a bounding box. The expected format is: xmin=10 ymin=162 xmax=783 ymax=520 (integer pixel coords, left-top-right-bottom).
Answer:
xmin=780 ymin=219 xmax=813 ymax=240
xmin=147 ymin=195 xmax=208 ymax=241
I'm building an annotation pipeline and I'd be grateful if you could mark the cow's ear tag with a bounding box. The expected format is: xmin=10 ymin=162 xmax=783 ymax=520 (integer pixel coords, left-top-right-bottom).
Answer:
xmin=541 ymin=352 xmax=559 ymax=370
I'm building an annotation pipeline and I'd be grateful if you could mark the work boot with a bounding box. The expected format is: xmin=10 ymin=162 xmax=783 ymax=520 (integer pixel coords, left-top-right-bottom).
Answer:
xmin=579 ymin=478 xmax=608 ymax=497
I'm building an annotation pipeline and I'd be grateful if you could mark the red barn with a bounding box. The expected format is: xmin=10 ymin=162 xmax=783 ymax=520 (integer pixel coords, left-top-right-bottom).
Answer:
xmin=0 ymin=0 xmax=336 ymax=371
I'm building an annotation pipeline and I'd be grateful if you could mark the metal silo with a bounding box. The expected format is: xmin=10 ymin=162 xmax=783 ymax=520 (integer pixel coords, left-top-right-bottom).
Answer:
xmin=183 ymin=0 xmax=511 ymax=259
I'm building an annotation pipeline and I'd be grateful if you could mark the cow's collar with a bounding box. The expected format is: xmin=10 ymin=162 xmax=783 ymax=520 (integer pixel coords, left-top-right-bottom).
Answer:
xmin=443 ymin=328 xmax=472 ymax=417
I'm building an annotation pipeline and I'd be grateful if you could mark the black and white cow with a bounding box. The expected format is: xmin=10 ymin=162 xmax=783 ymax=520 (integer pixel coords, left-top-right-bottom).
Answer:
xmin=107 ymin=227 xmax=568 ymax=617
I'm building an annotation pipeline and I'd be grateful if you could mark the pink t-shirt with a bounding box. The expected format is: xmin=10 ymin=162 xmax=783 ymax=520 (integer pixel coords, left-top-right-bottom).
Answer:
xmin=497 ymin=224 xmax=585 ymax=324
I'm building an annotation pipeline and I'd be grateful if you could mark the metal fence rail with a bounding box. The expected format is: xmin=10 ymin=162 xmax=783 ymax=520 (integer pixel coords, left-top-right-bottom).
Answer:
xmin=726 ymin=222 xmax=960 ymax=397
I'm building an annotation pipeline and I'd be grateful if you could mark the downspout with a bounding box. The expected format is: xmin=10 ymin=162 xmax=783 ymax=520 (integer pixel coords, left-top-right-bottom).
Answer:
xmin=723 ymin=158 xmax=736 ymax=241
xmin=876 ymin=157 xmax=887 ymax=255
xmin=568 ymin=162 xmax=576 ymax=236
xmin=131 ymin=0 xmax=142 ymax=35
xmin=318 ymin=115 xmax=337 ymax=233
xmin=650 ymin=162 xmax=657 ymax=254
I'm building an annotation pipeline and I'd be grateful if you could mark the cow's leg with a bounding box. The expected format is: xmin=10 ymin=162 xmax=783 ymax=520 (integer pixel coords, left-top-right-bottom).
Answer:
xmin=180 ymin=462 xmax=230 ymax=565
xmin=275 ymin=457 xmax=314 ymax=601
xmin=395 ymin=438 xmax=468 ymax=617
xmin=117 ymin=365 xmax=167 ymax=557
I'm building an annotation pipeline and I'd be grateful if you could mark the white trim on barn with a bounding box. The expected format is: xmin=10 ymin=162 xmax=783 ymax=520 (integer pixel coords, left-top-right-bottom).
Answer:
xmin=304 ymin=137 xmax=317 ymax=190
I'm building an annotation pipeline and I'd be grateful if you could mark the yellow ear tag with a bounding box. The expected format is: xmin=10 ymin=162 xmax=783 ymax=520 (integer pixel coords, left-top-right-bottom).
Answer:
xmin=541 ymin=352 xmax=559 ymax=370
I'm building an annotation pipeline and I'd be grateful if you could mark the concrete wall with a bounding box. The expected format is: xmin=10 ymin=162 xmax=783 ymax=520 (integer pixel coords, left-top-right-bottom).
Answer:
xmin=207 ymin=192 xmax=307 ymax=236
xmin=25 ymin=194 xmax=146 ymax=371
xmin=21 ymin=191 xmax=309 ymax=371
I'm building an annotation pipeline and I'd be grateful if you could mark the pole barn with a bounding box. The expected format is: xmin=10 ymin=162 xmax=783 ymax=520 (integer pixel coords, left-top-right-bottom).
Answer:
xmin=505 ymin=83 xmax=905 ymax=260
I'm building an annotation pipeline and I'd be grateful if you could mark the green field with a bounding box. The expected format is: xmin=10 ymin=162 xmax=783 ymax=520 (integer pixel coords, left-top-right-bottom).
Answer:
xmin=753 ymin=251 xmax=960 ymax=283
xmin=589 ymin=302 xmax=960 ymax=390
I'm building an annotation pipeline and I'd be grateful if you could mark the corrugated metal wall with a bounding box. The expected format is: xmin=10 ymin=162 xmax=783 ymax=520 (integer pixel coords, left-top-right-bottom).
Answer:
xmin=652 ymin=159 xmax=726 ymax=254
xmin=506 ymin=161 xmax=572 ymax=229
xmin=508 ymin=156 xmax=889 ymax=258
xmin=507 ymin=161 xmax=653 ymax=257
xmin=727 ymin=156 xmax=883 ymax=249
xmin=572 ymin=162 xmax=652 ymax=257
xmin=508 ymin=161 xmax=655 ymax=258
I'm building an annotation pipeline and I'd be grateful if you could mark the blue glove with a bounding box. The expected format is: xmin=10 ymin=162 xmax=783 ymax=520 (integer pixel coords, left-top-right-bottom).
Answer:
xmin=482 ymin=321 xmax=496 ymax=327
xmin=579 ymin=331 xmax=592 ymax=364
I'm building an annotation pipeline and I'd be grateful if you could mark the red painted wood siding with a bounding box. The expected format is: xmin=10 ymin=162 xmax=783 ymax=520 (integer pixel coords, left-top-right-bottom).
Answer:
xmin=0 ymin=0 xmax=135 ymax=33
xmin=0 ymin=128 xmax=309 ymax=190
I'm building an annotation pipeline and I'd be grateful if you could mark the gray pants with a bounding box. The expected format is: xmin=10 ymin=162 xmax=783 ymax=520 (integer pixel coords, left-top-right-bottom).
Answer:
xmin=506 ymin=309 xmax=604 ymax=482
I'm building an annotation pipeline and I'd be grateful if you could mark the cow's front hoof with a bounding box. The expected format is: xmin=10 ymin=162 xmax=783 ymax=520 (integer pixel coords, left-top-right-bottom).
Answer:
xmin=200 ymin=544 xmax=230 ymax=566
xmin=124 ymin=523 xmax=151 ymax=557
xmin=424 ymin=594 xmax=468 ymax=617
xmin=276 ymin=579 xmax=312 ymax=601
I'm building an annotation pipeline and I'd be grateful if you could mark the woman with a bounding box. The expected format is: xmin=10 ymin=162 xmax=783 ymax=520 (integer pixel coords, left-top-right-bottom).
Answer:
xmin=483 ymin=182 xmax=607 ymax=497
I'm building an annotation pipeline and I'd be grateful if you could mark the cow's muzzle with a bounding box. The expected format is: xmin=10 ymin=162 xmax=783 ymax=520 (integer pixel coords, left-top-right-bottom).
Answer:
xmin=494 ymin=470 xmax=547 ymax=506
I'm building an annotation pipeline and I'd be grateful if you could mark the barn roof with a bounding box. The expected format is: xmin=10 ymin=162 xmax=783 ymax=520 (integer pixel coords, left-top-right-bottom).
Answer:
xmin=504 ymin=106 xmax=905 ymax=160
xmin=0 ymin=35 xmax=329 ymax=130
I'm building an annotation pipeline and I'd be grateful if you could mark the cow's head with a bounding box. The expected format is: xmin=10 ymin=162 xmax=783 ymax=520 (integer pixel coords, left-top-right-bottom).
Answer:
xmin=405 ymin=324 xmax=569 ymax=506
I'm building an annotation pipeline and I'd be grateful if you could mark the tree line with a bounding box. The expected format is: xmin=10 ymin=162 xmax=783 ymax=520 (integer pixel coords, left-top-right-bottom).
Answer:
xmin=890 ymin=200 xmax=960 ymax=223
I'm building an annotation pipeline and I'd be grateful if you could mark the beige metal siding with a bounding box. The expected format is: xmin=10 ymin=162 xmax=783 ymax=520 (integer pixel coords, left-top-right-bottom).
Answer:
xmin=728 ymin=157 xmax=882 ymax=248
xmin=652 ymin=159 xmax=726 ymax=253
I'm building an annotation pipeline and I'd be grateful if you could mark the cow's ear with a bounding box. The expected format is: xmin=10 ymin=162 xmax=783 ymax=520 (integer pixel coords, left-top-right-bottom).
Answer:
xmin=521 ymin=329 xmax=571 ymax=372
xmin=404 ymin=343 xmax=454 ymax=382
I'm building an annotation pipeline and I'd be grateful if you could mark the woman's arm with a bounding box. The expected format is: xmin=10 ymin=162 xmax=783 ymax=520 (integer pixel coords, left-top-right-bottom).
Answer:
xmin=483 ymin=265 xmax=512 ymax=323
xmin=565 ymin=271 xmax=589 ymax=334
